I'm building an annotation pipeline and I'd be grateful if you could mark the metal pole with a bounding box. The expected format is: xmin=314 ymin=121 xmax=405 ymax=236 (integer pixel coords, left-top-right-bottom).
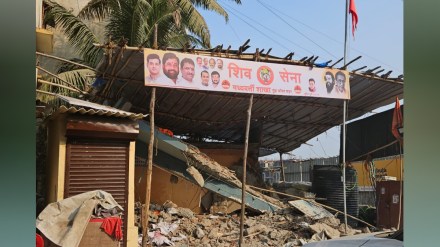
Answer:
xmin=342 ymin=100 xmax=348 ymax=234
xmin=344 ymin=0 xmax=349 ymax=61
xmin=397 ymin=143 xmax=403 ymax=230
xmin=342 ymin=0 xmax=350 ymax=234
xmin=239 ymin=94 xmax=254 ymax=247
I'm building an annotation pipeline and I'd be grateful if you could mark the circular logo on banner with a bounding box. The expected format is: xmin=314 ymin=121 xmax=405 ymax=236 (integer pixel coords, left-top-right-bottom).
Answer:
xmin=222 ymin=80 xmax=231 ymax=89
xmin=294 ymin=84 xmax=302 ymax=94
xmin=257 ymin=66 xmax=274 ymax=85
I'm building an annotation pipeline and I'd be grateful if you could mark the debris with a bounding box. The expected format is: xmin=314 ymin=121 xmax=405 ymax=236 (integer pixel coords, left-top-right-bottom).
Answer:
xmin=310 ymin=223 xmax=341 ymax=239
xmin=208 ymin=227 xmax=223 ymax=239
xmin=167 ymin=207 xmax=179 ymax=215
xmin=244 ymin=224 xmax=269 ymax=236
xmin=289 ymin=200 xmax=334 ymax=220
xmin=200 ymin=218 xmax=212 ymax=228
xmin=148 ymin=230 xmax=174 ymax=246
xmin=163 ymin=200 xmax=178 ymax=209
xmin=186 ymin=166 xmax=205 ymax=187
xmin=245 ymin=218 xmax=257 ymax=227
xmin=362 ymin=226 xmax=371 ymax=233
xmin=37 ymin=190 xmax=123 ymax=247
xmin=338 ymin=223 xmax=358 ymax=236
xmin=171 ymin=233 xmax=187 ymax=242
xmin=194 ymin=227 xmax=205 ymax=239
xmin=152 ymin=221 xmax=179 ymax=235
xmin=136 ymin=200 xmax=380 ymax=247
xmin=177 ymin=207 xmax=195 ymax=219
xmin=317 ymin=216 xmax=340 ymax=228
xmin=309 ymin=231 xmax=327 ymax=242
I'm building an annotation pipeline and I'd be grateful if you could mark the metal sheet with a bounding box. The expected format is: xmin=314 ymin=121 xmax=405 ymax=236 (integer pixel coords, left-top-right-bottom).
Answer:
xmin=91 ymin=47 xmax=403 ymax=154
xmin=135 ymin=135 xmax=281 ymax=213
xmin=65 ymin=139 xmax=129 ymax=247
xmin=288 ymin=200 xmax=334 ymax=220
xmin=53 ymin=95 xmax=146 ymax=120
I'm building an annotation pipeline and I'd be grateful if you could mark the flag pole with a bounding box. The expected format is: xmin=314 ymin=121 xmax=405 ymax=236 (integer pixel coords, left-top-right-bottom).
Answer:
xmin=342 ymin=0 xmax=350 ymax=234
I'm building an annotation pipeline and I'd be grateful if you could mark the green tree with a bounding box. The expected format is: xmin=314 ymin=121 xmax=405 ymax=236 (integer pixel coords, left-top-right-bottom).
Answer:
xmin=44 ymin=0 xmax=241 ymax=66
xmin=38 ymin=0 xmax=240 ymax=101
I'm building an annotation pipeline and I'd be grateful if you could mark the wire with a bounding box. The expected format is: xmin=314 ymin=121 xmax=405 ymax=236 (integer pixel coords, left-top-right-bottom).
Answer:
xmin=317 ymin=137 xmax=329 ymax=157
xmin=307 ymin=145 xmax=320 ymax=158
xmin=228 ymin=23 xmax=243 ymax=43
xmin=222 ymin=2 xmax=315 ymax=56
xmin=256 ymin=0 xmax=338 ymax=59
xmin=220 ymin=4 xmax=292 ymax=53
xmin=256 ymin=0 xmax=403 ymax=74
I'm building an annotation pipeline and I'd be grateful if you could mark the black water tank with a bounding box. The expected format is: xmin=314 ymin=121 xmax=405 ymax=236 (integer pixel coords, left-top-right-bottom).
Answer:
xmin=312 ymin=165 xmax=359 ymax=226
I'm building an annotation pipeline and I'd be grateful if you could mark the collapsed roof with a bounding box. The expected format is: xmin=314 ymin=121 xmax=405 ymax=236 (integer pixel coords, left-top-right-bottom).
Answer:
xmin=89 ymin=45 xmax=403 ymax=155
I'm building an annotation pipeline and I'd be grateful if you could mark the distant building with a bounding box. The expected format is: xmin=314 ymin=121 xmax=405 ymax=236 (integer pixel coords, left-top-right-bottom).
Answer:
xmin=260 ymin=156 xmax=340 ymax=184
xmin=278 ymin=156 xmax=340 ymax=183
xmin=260 ymin=160 xmax=281 ymax=184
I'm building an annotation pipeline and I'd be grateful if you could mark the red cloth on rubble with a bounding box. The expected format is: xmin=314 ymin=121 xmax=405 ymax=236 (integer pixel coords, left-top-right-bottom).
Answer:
xmin=100 ymin=217 xmax=123 ymax=241
xmin=89 ymin=218 xmax=104 ymax=223
xmin=36 ymin=233 xmax=44 ymax=247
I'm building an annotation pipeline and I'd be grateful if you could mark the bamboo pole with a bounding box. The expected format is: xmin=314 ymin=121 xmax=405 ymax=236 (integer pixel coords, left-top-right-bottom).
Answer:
xmin=153 ymin=24 xmax=158 ymax=50
xmin=248 ymin=185 xmax=375 ymax=228
xmin=238 ymin=94 xmax=253 ymax=247
xmin=349 ymin=140 xmax=399 ymax=162
xmin=36 ymin=66 xmax=85 ymax=93
xmin=279 ymin=152 xmax=286 ymax=182
xmin=36 ymin=89 xmax=57 ymax=96
xmin=35 ymin=52 xmax=98 ymax=72
xmin=142 ymin=24 xmax=159 ymax=247
xmin=37 ymin=79 xmax=81 ymax=93
xmin=142 ymin=88 xmax=156 ymax=247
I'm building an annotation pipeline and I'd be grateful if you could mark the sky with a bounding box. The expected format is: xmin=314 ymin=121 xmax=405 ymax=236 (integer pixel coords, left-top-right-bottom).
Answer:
xmin=198 ymin=0 xmax=403 ymax=160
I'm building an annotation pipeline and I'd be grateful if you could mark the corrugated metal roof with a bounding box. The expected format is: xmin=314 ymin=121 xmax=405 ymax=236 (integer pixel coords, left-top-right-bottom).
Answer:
xmin=90 ymin=47 xmax=403 ymax=154
xmin=54 ymin=95 xmax=147 ymax=120
xmin=135 ymin=121 xmax=282 ymax=212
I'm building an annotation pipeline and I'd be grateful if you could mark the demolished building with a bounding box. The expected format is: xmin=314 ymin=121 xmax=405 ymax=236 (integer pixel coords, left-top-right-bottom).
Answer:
xmin=36 ymin=42 xmax=404 ymax=246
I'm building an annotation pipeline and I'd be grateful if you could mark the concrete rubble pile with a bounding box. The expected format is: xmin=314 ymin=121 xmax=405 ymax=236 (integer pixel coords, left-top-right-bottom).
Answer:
xmin=135 ymin=201 xmax=370 ymax=247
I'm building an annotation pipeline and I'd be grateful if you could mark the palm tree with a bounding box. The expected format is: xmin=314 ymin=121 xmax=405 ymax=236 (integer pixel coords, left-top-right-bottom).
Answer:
xmin=44 ymin=0 xmax=241 ymax=66
xmin=38 ymin=0 xmax=240 ymax=101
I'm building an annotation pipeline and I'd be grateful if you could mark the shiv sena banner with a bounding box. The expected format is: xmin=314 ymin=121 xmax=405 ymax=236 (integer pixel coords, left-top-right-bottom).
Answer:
xmin=144 ymin=48 xmax=350 ymax=99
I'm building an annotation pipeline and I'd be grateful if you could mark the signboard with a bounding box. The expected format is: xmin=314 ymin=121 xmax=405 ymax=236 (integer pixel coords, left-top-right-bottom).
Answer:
xmin=144 ymin=48 xmax=350 ymax=99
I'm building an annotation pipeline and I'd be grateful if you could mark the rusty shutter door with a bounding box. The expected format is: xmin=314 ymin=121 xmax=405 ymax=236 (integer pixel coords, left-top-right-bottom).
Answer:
xmin=65 ymin=138 xmax=129 ymax=246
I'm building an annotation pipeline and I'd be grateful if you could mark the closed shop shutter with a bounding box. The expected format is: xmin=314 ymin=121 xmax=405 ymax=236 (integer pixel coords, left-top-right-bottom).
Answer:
xmin=65 ymin=138 xmax=129 ymax=246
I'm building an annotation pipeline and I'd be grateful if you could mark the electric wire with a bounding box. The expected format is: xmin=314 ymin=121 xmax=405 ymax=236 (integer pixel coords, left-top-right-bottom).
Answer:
xmin=317 ymin=137 xmax=329 ymax=158
xmin=256 ymin=0 xmax=338 ymax=59
xmin=227 ymin=20 xmax=243 ymax=43
xmin=257 ymin=0 xmax=403 ymax=74
xmin=219 ymin=4 xmax=292 ymax=53
xmin=221 ymin=1 xmax=316 ymax=56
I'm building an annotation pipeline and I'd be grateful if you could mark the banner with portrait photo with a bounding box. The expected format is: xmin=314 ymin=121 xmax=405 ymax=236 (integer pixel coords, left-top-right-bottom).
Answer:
xmin=144 ymin=48 xmax=350 ymax=99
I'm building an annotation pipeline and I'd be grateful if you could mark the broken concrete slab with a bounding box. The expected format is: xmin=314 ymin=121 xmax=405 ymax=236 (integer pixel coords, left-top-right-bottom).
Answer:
xmin=138 ymin=202 xmax=377 ymax=247
xmin=135 ymin=150 xmax=281 ymax=213
xmin=288 ymin=200 xmax=334 ymax=220
xmin=310 ymin=222 xmax=341 ymax=239
xmin=137 ymin=121 xmax=284 ymax=213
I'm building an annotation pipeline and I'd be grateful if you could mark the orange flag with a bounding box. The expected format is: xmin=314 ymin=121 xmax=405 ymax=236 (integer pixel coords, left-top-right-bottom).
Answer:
xmin=349 ymin=0 xmax=358 ymax=38
xmin=391 ymin=97 xmax=403 ymax=143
